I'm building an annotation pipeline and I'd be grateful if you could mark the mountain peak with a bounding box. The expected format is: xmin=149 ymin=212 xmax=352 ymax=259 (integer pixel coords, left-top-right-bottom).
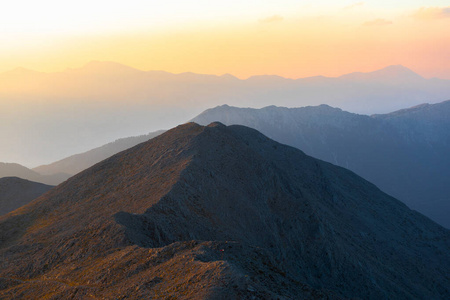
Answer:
xmin=339 ymin=65 xmax=423 ymax=83
xmin=376 ymin=64 xmax=422 ymax=77
xmin=77 ymin=60 xmax=143 ymax=75
xmin=206 ymin=121 xmax=226 ymax=128
xmin=1 ymin=123 xmax=449 ymax=299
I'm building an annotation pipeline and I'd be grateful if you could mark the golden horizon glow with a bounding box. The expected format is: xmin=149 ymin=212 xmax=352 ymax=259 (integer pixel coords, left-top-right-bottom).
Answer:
xmin=1 ymin=1 xmax=449 ymax=79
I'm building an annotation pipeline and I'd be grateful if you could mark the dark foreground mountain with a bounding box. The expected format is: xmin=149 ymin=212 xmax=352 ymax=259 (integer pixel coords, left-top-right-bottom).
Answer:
xmin=0 ymin=163 xmax=70 ymax=186
xmin=33 ymin=130 xmax=165 ymax=177
xmin=1 ymin=123 xmax=448 ymax=299
xmin=0 ymin=177 xmax=53 ymax=216
xmin=192 ymin=101 xmax=450 ymax=228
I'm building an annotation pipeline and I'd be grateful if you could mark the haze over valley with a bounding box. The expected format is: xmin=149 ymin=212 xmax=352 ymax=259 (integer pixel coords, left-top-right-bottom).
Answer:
xmin=2 ymin=62 xmax=450 ymax=167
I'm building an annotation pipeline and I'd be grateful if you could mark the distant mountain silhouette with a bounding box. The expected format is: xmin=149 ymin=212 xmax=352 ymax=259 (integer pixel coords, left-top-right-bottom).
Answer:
xmin=192 ymin=100 xmax=450 ymax=228
xmin=0 ymin=177 xmax=53 ymax=215
xmin=2 ymin=61 xmax=450 ymax=167
xmin=339 ymin=65 xmax=424 ymax=84
xmin=1 ymin=123 xmax=448 ymax=299
xmin=34 ymin=130 xmax=165 ymax=176
xmin=0 ymin=163 xmax=70 ymax=185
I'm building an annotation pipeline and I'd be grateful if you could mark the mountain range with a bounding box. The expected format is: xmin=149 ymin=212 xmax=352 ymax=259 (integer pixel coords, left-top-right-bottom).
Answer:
xmin=0 ymin=177 xmax=53 ymax=216
xmin=33 ymin=130 xmax=165 ymax=176
xmin=0 ymin=162 xmax=70 ymax=186
xmin=192 ymin=101 xmax=450 ymax=228
xmin=1 ymin=123 xmax=448 ymax=299
xmin=7 ymin=100 xmax=447 ymax=228
xmin=2 ymin=61 xmax=450 ymax=166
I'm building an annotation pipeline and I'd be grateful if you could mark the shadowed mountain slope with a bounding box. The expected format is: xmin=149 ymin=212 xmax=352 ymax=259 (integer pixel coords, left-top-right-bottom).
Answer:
xmin=0 ymin=123 xmax=448 ymax=299
xmin=33 ymin=130 xmax=165 ymax=177
xmin=192 ymin=101 xmax=450 ymax=228
xmin=0 ymin=163 xmax=71 ymax=186
xmin=0 ymin=177 xmax=53 ymax=216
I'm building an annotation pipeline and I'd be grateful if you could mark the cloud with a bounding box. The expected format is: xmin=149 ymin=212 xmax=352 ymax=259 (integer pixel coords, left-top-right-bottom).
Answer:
xmin=259 ymin=15 xmax=284 ymax=24
xmin=412 ymin=7 xmax=450 ymax=20
xmin=363 ymin=19 xmax=393 ymax=26
xmin=344 ymin=2 xmax=365 ymax=10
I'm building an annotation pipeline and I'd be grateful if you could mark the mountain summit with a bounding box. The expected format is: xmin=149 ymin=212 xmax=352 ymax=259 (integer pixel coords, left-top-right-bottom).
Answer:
xmin=0 ymin=123 xmax=449 ymax=299
xmin=191 ymin=101 xmax=450 ymax=228
xmin=339 ymin=65 xmax=424 ymax=83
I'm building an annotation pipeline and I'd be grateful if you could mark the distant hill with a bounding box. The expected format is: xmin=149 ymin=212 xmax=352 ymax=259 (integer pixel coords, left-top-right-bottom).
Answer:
xmin=1 ymin=123 xmax=448 ymax=299
xmin=192 ymin=100 xmax=450 ymax=228
xmin=0 ymin=162 xmax=70 ymax=185
xmin=2 ymin=61 xmax=450 ymax=167
xmin=34 ymin=130 xmax=165 ymax=176
xmin=0 ymin=177 xmax=53 ymax=215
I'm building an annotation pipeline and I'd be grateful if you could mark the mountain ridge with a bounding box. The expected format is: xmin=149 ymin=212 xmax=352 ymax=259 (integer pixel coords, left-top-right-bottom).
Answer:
xmin=0 ymin=62 xmax=434 ymax=81
xmin=0 ymin=122 xmax=449 ymax=299
xmin=33 ymin=130 xmax=166 ymax=176
xmin=0 ymin=162 xmax=70 ymax=186
xmin=192 ymin=101 xmax=450 ymax=228
xmin=3 ymin=61 xmax=450 ymax=167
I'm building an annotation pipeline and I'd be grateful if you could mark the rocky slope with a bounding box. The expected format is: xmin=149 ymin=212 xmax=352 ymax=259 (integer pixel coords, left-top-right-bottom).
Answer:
xmin=192 ymin=101 xmax=450 ymax=228
xmin=0 ymin=123 xmax=448 ymax=299
xmin=0 ymin=177 xmax=53 ymax=215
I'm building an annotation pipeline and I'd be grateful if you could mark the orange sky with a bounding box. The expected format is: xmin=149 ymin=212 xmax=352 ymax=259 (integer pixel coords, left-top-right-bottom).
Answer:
xmin=1 ymin=1 xmax=449 ymax=79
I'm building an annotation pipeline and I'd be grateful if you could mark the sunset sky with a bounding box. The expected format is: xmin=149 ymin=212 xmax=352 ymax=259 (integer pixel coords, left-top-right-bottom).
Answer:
xmin=1 ymin=0 xmax=449 ymax=79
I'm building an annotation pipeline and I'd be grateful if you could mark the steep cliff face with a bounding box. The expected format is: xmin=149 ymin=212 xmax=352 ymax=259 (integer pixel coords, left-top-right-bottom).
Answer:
xmin=0 ymin=123 xmax=448 ymax=299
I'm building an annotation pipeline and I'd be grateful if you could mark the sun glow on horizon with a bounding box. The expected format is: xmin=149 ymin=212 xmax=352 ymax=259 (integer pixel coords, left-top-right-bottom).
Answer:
xmin=1 ymin=1 xmax=449 ymax=79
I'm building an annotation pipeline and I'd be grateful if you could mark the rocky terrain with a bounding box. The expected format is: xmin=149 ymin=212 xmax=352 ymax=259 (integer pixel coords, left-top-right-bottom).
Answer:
xmin=192 ymin=100 xmax=450 ymax=228
xmin=0 ymin=177 xmax=53 ymax=216
xmin=0 ymin=123 xmax=448 ymax=299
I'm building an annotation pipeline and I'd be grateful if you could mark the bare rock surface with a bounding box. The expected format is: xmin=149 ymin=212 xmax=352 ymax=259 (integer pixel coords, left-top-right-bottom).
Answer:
xmin=0 ymin=123 xmax=449 ymax=299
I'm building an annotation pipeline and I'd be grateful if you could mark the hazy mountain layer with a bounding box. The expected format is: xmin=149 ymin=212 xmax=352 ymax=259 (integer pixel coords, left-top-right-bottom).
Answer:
xmin=0 ymin=123 xmax=448 ymax=299
xmin=2 ymin=61 xmax=450 ymax=166
xmin=0 ymin=177 xmax=53 ymax=216
xmin=0 ymin=163 xmax=70 ymax=186
xmin=34 ymin=130 xmax=165 ymax=176
xmin=192 ymin=101 xmax=450 ymax=228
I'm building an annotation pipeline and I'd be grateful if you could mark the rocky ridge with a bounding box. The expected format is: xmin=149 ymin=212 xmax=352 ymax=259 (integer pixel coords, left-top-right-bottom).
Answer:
xmin=0 ymin=123 xmax=448 ymax=299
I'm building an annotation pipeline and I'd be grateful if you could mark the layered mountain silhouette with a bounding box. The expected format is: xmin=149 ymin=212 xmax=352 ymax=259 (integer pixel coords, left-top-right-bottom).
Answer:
xmin=33 ymin=130 xmax=165 ymax=176
xmin=2 ymin=61 xmax=450 ymax=166
xmin=1 ymin=123 xmax=448 ymax=299
xmin=15 ymin=100 xmax=450 ymax=228
xmin=0 ymin=177 xmax=53 ymax=216
xmin=0 ymin=162 xmax=70 ymax=185
xmin=192 ymin=101 xmax=450 ymax=228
